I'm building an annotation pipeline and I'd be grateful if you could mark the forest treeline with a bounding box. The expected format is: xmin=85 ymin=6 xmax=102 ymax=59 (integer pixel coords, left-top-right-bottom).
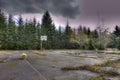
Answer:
xmin=0 ymin=10 xmax=120 ymax=50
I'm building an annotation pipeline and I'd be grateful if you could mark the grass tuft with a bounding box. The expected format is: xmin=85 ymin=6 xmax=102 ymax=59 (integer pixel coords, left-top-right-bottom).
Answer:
xmin=61 ymin=59 xmax=120 ymax=77
xmin=90 ymin=76 xmax=103 ymax=80
xmin=7 ymin=62 xmax=17 ymax=67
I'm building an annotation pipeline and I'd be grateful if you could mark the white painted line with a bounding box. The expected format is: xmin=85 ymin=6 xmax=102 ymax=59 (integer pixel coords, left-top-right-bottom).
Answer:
xmin=25 ymin=60 xmax=48 ymax=80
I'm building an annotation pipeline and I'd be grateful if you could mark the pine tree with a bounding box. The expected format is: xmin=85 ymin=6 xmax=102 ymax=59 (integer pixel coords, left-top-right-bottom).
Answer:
xmin=0 ymin=10 xmax=8 ymax=49
xmin=87 ymin=39 xmax=95 ymax=50
xmin=73 ymin=28 xmax=76 ymax=39
xmin=64 ymin=20 xmax=73 ymax=48
xmin=18 ymin=15 xmax=24 ymax=27
xmin=65 ymin=21 xmax=72 ymax=38
xmin=117 ymin=37 xmax=120 ymax=50
xmin=78 ymin=25 xmax=82 ymax=34
xmin=58 ymin=26 xmax=62 ymax=35
xmin=83 ymin=27 xmax=87 ymax=34
xmin=87 ymin=27 xmax=91 ymax=36
xmin=41 ymin=11 xmax=53 ymax=34
xmin=17 ymin=15 xmax=24 ymax=49
xmin=31 ymin=18 xmax=38 ymax=49
xmin=0 ymin=9 xmax=6 ymax=29
xmin=92 ymin=29 xmax=99 ymax=38
xmin=7 ymin=14 xmax=16 ymax=49
xmin=113 ymin=25 xmax=120 ymax=37
xmin=41 ymin=11 xmax=56 ymax=49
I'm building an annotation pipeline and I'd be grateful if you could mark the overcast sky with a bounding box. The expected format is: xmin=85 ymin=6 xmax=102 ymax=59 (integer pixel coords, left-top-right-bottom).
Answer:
xmin=0 ymin=0 xmax=120 ymax=31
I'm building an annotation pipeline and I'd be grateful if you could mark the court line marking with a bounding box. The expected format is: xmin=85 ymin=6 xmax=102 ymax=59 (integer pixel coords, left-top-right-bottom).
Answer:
xmin=25 ymin=60 xmax=48 ymax=80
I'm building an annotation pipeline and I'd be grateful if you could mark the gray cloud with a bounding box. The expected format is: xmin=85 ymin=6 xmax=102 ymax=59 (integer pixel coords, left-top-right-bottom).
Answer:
xmin=82 ymin=0 xmax=120 ymax=15
xmin=0 ymin=0 xmax=81 ymax=18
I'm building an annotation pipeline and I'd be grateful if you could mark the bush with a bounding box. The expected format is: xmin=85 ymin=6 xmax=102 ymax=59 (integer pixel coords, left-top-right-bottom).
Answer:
xmin=97 ymin=44 xmax=105 ymax=50
xmin=117 ymin=37 xmax=120 ymax=50
xmin=69 ymin=42 xmax=80 ymax=49
xmin=106 ymin=41 xmax=116 ymax=48
xmin=87 ymin=39 xmax=95 ymax=50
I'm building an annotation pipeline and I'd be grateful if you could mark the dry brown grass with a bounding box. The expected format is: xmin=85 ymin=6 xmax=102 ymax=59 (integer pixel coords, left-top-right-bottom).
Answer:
xmin=61 ymin=59 xmax=120 ymax=77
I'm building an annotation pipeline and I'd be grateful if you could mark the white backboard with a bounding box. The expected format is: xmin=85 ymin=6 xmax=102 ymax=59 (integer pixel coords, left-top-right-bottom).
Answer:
xmin=40 ymin=36 xmax=47 ymax=41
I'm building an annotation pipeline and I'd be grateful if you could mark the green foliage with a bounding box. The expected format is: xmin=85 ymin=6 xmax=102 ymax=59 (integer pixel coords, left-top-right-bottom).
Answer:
xmin=0 ymin=10 xmax=118 ymax=50
xmin=106 ymin=41 xmax=116 ymax=48
xmin=117 ymin=37 xmax=120 ymax=50
xmin=41 ymin=11 xmax=57 ymax=49
xmin=90 ymin=76 xmax=103 ymax=80
xmin=61 ymin=60 xmax=120 ymax=77
xmin=97 ymin=44 xmax=105 ymax=50
xmin=113 ymin=25 xmax=120 ymax=37
xmin=92 ymin=29 xmax=99 ymax=38
xmin=87 ymin=39 xmax=95 ymax=50
xmin=65 ymin=24 xmax=72 ymax=38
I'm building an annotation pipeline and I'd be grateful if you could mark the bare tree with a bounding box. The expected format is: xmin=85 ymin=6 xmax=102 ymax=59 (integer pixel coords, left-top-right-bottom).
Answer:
xmin=96 ymin=12 xmax=109 ymax=49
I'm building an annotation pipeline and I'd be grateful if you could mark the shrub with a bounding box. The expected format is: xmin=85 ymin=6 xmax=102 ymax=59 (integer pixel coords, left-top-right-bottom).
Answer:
xmin=117 ymin=37 xmax=120 ymax=50
xmin=87 ymin=39 xmax=95 ymax=50
xmin=97 ymin=44 xmax=105 ymax=50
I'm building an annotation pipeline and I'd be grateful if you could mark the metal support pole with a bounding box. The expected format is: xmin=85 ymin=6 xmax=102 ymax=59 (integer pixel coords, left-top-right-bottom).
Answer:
xmin=41 ymin=40 xmax=42 ymax=50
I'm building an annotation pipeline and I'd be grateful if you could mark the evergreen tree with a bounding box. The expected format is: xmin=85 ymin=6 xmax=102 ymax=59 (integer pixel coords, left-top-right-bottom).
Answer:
xmin=73 ymin=28 xmax=76 ymax=39
xmin=113 ymin=25 xmax=120 ymax=37
xmin=41 ymin=11 xmax=52 ymax=27
xmin=78 ymin=25 xmax=82 ymax=34
xmin=18 ymin=15 xmax=24 ymax=27
xmin=64 ymin=22 xmax=72 ymax=38
xmin=24 ymin=21 xmax=33 ymax=49
xmin=87 ymin=27 xmax=91 ymax=36
xmin=58 ymin=26 xmax=62 ymax=35
xmin=41 ymin=11 xmax=56 ymax=49
xmin=0 ymin=9 xmax=6 ymax=29
xmin=0 ymin=9 xmax=115 ymax=50
xmin=63 ymin=20 xmax=73 ymax=48
xmin=87 ymin=39 xmax=95 ymax=50
xmin=92 ymin=29 xmax=99 ymax=38
xmin=7 ymin=14 xmax=16 ymax=49
xmin=83 ymin=27 xmax=87 ymax=34
xmin=117 ymin=37 xmax=120 ymax=50
xmin=0 ymin=10 xmax=7 ymax=49
xmin=17 ymin=15 xmax=24 ymax=49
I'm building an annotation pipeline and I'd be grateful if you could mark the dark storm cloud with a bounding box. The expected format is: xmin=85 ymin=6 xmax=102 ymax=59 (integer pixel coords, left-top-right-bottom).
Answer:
xmin=0 ymin=0 xmax=80 ymax=18
xmin=82 ymin=0 xmax=120 ymax=15
xmin=81 ymin=0 xmax=120 ymax=30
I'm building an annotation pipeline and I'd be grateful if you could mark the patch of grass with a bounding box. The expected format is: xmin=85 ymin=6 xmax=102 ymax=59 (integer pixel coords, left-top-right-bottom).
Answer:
xmin=98 ymin=59 xmax=120 ymax=68
xmin=7 ymin=62 xmax=17 ymax=67
xmin=98 ymin=60 xmax=112 ymax=67
xmin=51 ymin=78 xmax=56 ymax=80
xmin=61 ymin=62 xmax=120 ymax=76
xmin=61 ymin=65 xmax=101 ymax=73
xmin=102 ymin=70 xmax=120 ymax=76
xmin=31 ymin=50 xmax=46 ymax=56
xmin=52 ymin=58 xmax=58 ymax=62
xmin=0 ymin=51 xmax=7 ymax=54
xmin=51 ymin=64 xmax=57 ymax=68
xmin=105 ymin=51 xmax=120 ymax=54
xmin=27 ymin=56 xmax=46 ymax=62
xmin=35 ymin=56 xmax=46 ymax=60
xmin=114 ymin=63 xmax=120 ymax=68
xmin=77 ymin=56 xmax=86 ymax=60
xmin=90 ymin=76 xmax=103 ymax=80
